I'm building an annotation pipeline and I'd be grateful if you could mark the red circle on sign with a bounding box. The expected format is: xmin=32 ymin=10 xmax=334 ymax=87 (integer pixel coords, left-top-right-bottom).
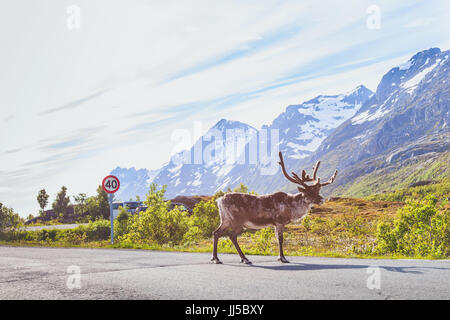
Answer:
xmin=102 ymin=175 xmax=120 ymax=194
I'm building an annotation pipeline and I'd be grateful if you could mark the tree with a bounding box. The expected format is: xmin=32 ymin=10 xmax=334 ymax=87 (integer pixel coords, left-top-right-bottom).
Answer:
xmin=73 ymin=193 xmax=88 ymax=219
xmin=52 ymin=186 xmax=70 ymax=219
xmin=233 ymin=183 xmax=249 ymax=193
xmin=86 ymin=186 xmax=110 ymax=221
xmin=114 ymin=206 xmax=130 ymax=240
xmin=233 ymin=183 xmax=257 ymax=194
xmin=37 ymin=189 xmax=49 ymax=217
xmin=0 ymin=203 xmax=21 ymax=231
xmin=96 ymin=186 xmax=110 ymax=219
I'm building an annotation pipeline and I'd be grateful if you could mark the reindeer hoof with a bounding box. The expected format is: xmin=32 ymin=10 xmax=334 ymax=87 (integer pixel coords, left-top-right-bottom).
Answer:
xmin=240 ymin=258 xmax=252 ymax=265
xmin=277 ymin=256 xmax=290 ymax=263
xmin=211 ymin=257 xmax=222 ymax=264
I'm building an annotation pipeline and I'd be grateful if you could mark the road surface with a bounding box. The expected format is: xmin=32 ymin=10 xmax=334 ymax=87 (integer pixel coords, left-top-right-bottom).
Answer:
xmin=21 ymin=224 xmax=85 ymax=231
xmin=0 ymin=246 xmax=448 ymax=300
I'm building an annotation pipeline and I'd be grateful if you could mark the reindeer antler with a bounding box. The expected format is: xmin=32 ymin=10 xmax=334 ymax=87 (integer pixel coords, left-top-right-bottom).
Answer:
xmin=278 ymin=152 xmax=305 ymax=185
xmin=278 ymin=152 xmax=337 ymax=189
xmin=318 ymin=169 xmax=338 ymax=187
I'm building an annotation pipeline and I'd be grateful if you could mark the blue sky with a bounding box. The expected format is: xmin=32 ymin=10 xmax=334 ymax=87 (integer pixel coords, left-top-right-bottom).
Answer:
xmin=0 ymin=0 xmax=449 ymax=216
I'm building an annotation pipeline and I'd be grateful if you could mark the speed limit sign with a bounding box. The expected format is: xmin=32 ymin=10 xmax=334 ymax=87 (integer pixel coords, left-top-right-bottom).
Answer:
xmin=102 ymin=175 xmax=120 ymax=194
xmin=103 ymin=175 xmax=120 ymax=245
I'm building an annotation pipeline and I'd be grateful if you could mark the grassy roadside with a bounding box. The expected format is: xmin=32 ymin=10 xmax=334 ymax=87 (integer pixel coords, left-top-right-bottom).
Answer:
xmin=1 ymin=197 xmax=441 ymax=260
xmin=0 ymin=238 xmax=440 ymax=260
xmin=2 ymin=182 xmax=448 ymax=260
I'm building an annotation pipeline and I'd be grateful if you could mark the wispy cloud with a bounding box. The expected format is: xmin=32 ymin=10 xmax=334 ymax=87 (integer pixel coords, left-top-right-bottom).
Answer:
xmin=403 ymin=18 xmax=435 ymax=28
xmin=39 ymin=89 xmax=109 ymax=115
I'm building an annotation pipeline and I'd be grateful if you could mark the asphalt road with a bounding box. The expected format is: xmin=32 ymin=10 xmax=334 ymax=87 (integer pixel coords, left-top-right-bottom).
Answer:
xmin=21 ymin=224 xmax=85 ymax=231
xmin=0 ymin=246 xmax=449 ymax=300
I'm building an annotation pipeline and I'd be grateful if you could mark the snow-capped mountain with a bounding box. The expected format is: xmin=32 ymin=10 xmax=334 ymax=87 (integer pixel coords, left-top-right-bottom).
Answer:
xmin=316 ymin=47 xmax=448 ymax=164
xmin=110 ymin=167 xmax=159 ymax=201
xmin=149 ymin=119 xmax=258 ymax=198
xmin=112 ymin=84 xmax=373 ymax=198
xmin=267 ymin=84 xmax=373 ymax=160
xmin=164 ymin=84 xmax=372 ymax=197
xmin=286 ymin=47 xmax=449 ymax=196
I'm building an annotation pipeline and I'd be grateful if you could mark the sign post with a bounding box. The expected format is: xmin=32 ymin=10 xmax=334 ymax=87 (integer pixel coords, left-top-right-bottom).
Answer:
xmin=102 ymin=175 xmax=120 ymax=244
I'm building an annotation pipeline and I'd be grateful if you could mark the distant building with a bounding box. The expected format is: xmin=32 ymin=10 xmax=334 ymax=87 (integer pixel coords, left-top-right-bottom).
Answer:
xmin=112 ymin=201 xmax=143 ymax=219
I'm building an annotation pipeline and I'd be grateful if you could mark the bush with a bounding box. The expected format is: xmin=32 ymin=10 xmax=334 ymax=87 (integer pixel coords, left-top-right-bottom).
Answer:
xmin=81 ymin=220 xmax=111 ymax=241
xmin=0 ymin=230 xmax=34 ymax=241
xmin=122 ymin=206 xmax=189 ymax=245
xmin=0 ymin=203 xmax=21 ymax=231
xmin=375 ymin=195 xmax=449 ymax=258
xmin=60 ymin=230 xmax=88 ymax=244
xmin=0 ymin=220 xmax=111 ymax=244
xmin=37 ymin=229 xmax=59 ymax=241
xmin=182 ymin=226 xmax=203 ymax=245
xmin=119 ymin=184 xmax=189 ymax=245
xmin=252 ymin=228 xmax=275 ymax=254
xmin=187 ymin=200 xmax=220 ymax=240
xmin=114 ymin=207 xmax=130 ymax=240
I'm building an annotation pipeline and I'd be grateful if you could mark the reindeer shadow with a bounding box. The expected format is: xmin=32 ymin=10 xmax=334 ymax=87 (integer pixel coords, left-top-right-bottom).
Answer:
xmin=231 ymin=261 xmax=450 ymax=274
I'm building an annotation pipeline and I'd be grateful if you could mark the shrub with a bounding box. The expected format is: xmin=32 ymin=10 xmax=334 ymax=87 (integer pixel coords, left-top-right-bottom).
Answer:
xmin=0 ymin=221 xmax=111 ymax=244
xmin=187 ymin=200 xmax=220 ymax=240
xmin=114 ymin=207 xmax=130 ymax=240
xmin=0 ymin=203 xmax=21 ymax=231
xmin=0 ymin=230 xmax=34 ymax=241
xmin=233 ymin=183 xmax=249 ymax=193
xmin=375 ymin=195 xmax=449 ymax=258
xmin=82 ymin=219 xmax=111 ymax=241
xmin=301 ymin=216 xmax=312 ymax=245
xmin=36 ymin=229 xmax=59 ymax=241
xmin=122 ymin=205 xmax=189 ymax=245
xmin=182 ymin=226 xmax=203 ymax=245
xmin=119 ymin=184 xmax=189 ymax=245
xmin=252 ymin=228 xmax=275 ymax=254
xmin=61 ymin=230 xmax=88 ymax=244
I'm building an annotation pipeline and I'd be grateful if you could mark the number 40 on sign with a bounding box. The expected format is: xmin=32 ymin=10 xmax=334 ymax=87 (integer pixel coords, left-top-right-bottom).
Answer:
xmin=102 ymin=175 xmax=120 ymax=194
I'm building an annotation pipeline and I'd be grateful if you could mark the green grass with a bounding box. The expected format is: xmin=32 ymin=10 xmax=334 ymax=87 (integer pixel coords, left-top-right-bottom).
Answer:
xmin=366 ymin=179 xmax=450 ymax=202
xmin=333 ymin=153 xmax=449 ymax=198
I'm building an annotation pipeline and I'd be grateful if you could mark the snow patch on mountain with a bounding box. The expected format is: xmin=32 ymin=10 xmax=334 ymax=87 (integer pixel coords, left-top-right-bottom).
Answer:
xmin=398 ymin=60 xmax=413 ymax=70
xmin=352 ymin=105 xmax=391 ymax=125
xmin=401 ymin=58 xmax=442 ymax=93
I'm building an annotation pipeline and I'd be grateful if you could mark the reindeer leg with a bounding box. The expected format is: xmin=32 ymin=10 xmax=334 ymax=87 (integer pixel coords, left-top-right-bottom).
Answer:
xmin=211 ymin=224 xmax=225 ymax=264
xmin=230 ymin=230 xmax=251 ymax=264
xmin=276 ymin=225 xmax=289 ymax=263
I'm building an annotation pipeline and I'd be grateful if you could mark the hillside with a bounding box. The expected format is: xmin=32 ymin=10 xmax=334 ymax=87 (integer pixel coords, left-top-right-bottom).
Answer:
xmin=281 ymin=48 xmax=449 ymax=197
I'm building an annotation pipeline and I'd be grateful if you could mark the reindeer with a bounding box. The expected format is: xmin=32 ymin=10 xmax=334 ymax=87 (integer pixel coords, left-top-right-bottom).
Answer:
xmin=211 ymin=152 xmax=337 ymax=264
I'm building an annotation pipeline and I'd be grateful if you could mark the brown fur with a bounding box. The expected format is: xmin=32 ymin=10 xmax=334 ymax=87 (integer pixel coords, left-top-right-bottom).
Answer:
xmin=211 ymin=191 xmax=315 ymax=264
xmin=210 ymin=152 xmax=337 ymax=264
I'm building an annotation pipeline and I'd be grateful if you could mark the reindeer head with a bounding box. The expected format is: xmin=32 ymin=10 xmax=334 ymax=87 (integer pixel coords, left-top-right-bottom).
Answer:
xmin=278 ymin=152 xmax=338 ymax=205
